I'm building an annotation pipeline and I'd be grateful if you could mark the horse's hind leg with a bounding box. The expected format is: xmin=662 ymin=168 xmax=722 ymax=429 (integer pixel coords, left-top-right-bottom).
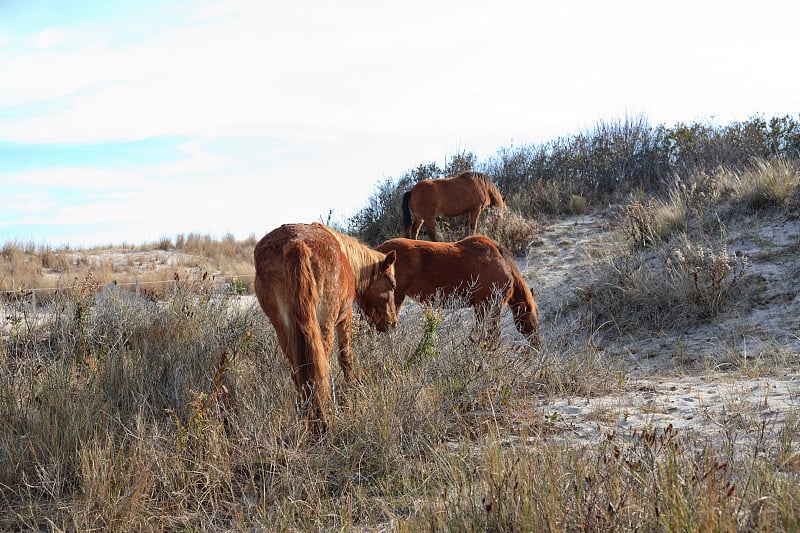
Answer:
xmin=334 ymin=311 xmax=356 ymax=384
xmin=423 ymin=216 xmax=439 ymax=241
xmin=410 ymin=217 xmax=425 ymax=240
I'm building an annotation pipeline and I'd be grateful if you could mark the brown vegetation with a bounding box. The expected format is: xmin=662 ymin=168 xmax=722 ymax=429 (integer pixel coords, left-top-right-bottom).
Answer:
xmin=1 ymin=232 xmax=258 ymax=299
xmin=2 ymin=116 xmax=799 ymax=529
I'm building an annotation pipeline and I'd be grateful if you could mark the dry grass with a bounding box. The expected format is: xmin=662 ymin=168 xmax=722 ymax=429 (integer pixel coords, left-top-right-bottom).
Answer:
xmin=0 ymin=232 xmax=258 ymax=297
xmin=734 ymin=157 xmax=799 ymax=211
xmin=1 ymin=160 xmax=799 ymax=530
xmin=621 ymin=157 xmax=799 ymax=250
xmin=621 ymin=195 xmax=687 ymax=248
xmin=2 ymin=278 xmax=797 ymax=530
xmin=478 ymin=208 xmax=543 ymax=255
xmin=583 ymin=156 xmax=797 ymax=337
xmin=578 ymin=235 xmax=751 ymax=336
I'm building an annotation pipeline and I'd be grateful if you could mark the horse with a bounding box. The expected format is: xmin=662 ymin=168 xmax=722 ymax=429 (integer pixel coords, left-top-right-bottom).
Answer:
xmin=375 ymin=235 xmax=540 ymax=348
xmin=254 ymin=222 xmax=397 ymax=428
xmin=401 ymin=171 xmax=506 ymax=241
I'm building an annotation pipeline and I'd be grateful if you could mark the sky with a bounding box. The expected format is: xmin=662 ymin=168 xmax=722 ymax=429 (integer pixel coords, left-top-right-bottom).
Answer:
xmin=1 ymin=0 xmax=799 ymax=248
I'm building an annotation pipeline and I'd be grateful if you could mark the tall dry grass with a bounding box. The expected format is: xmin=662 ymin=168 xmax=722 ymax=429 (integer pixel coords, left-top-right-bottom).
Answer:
xmin=2 ymin=271 xmax=798 ymax=530
xmin=1 ymin=159 xmax=799 ymax=530
xmin=577 ymin=157 xmax=798 ymax=337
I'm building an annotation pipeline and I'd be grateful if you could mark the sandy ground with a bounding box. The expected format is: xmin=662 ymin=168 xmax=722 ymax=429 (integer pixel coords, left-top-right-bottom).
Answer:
xmin=516 ymin=211 xmax=800 ymax=449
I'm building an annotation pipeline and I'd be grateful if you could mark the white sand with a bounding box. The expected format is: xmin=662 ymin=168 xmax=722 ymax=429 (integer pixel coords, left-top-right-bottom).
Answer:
xmin=519 ymin=211 xmax=800 ymax=449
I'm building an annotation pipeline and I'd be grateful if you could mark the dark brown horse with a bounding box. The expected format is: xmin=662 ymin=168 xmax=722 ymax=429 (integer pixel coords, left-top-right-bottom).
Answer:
xmin=375 ymin=235 xmax=539 ymax=347
xmin=401 ymin=171 xmax=506 ymax=241
xmin=254 ymin=222 xmax=397 ymax=427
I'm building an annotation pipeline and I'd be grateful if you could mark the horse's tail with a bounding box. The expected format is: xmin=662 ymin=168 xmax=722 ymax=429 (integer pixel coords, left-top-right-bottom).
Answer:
xmin=401 ymin=190 xmax=413 ymax=236
xmin=500 ymin=246 xmax=540 ymax=347
xmin=284 ymin=240 xmax=331 ymax=423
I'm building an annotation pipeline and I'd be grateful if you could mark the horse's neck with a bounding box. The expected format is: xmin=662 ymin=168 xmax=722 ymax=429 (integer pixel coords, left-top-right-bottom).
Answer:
xmin=323 ymin=227 xmax=380 ymax=293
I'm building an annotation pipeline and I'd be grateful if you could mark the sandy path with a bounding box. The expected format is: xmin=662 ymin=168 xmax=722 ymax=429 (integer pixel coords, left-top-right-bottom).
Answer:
xmin=517 ymin=212 xmax=800 ymax=449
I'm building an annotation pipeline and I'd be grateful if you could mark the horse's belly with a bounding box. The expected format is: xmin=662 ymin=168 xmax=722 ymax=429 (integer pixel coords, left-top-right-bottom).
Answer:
xmin=409 ymin=276 xmax=503 ymax=308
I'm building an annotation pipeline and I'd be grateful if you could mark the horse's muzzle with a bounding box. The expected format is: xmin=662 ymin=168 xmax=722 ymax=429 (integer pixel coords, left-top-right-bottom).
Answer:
xmin=375 ymin=321 xmax=397 ymax=333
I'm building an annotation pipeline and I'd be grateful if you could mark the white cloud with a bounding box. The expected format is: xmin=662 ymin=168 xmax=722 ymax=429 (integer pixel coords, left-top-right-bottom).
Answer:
xmin=31 ymin=28 xmax=66 ymax=48
xmin=4 ymin=1 xmax=798 ymax=146
xmin=3 ymin=167 xmax=109 ymax=188
xmin=1 ymin=0 xmax=799 ymax=246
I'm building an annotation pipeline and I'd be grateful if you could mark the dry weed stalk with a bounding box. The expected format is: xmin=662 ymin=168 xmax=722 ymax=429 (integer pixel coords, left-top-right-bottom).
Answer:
xmin=668 ymin=243 xmax=749 ymax=319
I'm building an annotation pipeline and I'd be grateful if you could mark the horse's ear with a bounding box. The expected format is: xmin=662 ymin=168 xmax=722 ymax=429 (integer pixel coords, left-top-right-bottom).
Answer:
xmin=382 ymin=250 xmax=397 ymax=269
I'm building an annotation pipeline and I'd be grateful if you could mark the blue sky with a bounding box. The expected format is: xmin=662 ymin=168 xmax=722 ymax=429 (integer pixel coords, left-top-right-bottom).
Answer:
xmin=1 ymin=0 xmax=799 ymax=247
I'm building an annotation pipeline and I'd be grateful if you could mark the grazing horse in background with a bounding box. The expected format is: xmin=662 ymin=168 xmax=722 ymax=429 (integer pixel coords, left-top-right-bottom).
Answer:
xmin=375 ymin=235 xmax=539 ymax=347
xmin=254 ymin=222 xmax=397 ymax=428
xmin=401 ymin=171 xmax=506 ymax=241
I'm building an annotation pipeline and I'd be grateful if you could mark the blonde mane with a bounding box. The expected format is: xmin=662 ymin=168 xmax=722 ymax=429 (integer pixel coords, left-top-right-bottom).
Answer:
xmin=313 ymin=223 xmax=388 ymax=293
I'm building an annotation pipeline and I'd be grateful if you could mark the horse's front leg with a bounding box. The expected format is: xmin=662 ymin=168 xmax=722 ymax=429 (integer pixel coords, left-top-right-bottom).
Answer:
xmin=423 ymin=217 xmax=438 ymax=241
xmin=466 ymin=208 xmax=483 ymax=237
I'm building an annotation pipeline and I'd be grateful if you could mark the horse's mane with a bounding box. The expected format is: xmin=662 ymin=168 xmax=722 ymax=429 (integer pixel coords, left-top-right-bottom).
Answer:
xmin=455 ymin=171 xmax=504 ymax=206
xmin=498 ymin=245 xmax=534 ymax=305
xmin=479 ymin=174 xmax=504 ymax=205
xmin=314 ymin=223 xmax=389 ymax=293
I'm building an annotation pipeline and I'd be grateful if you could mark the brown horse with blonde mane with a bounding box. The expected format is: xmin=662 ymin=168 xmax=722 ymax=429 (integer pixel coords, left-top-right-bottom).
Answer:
xmin=402 ymin=171 xmax=506 ymax=241
xmin=375 ymin=235 xmax=539 ymax=347
xmin=254 ymin=222 xmax=397 ymax=428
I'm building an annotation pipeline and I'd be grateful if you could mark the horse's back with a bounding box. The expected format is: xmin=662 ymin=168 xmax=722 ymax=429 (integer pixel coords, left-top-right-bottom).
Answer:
xmin=376 ymin=235 xmax=511 ymax=304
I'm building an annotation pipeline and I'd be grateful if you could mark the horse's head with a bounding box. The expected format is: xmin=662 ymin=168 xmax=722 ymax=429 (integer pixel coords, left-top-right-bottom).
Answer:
xmin=357 ymin=250 xmax=398 ymax=332
xmin=485 ymin=178 xmax=507 ymax=209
